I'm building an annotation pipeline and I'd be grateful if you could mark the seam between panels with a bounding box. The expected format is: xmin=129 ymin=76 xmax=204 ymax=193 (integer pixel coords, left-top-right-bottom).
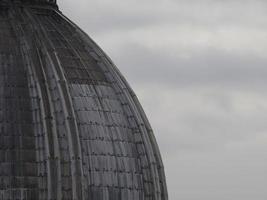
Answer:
xmin=25 ymin=8 xmax=85 ymax=200
xmin=15 ymin=7 xmax=63 ymax=200
xmin=43 ymin=13 xmax=122 ymax=199
xmin=8 ymin=9 xmax=44 ymax=200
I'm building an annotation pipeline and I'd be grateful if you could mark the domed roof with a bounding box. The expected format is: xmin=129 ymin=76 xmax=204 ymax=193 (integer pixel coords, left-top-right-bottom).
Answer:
xmin=0 ymin=1 xmax=168 ymax=200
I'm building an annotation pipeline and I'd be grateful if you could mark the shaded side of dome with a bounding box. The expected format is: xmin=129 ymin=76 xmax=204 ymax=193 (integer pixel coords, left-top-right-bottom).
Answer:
xmin=21 ymin=0 xmax=56 ymax=3
xmin=0 ymin=4 xmax=168 ymax=200
xmin=0 ymin=0 xmax=56 ymax=4
xmin=0 ymin=8 xmax=39 ymax=199
xmin=0 ymin=0 xmax=57 ymax=9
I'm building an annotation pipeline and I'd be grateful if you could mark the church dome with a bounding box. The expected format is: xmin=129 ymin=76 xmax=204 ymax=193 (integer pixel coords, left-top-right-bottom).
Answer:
xmin=0 ymin=1 xmax=168 ymax=200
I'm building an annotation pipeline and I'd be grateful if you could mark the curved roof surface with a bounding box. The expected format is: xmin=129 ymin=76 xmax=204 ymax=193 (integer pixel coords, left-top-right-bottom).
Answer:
xmin=0 ymin=2 xmax=168 ymax=200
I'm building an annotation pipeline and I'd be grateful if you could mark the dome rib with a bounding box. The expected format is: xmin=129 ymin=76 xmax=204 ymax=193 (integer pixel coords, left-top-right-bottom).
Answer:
xmin=11 ymin=7 xmax=63 ymax=199
xmin=22 ymin=7 xmax=85 ymax=199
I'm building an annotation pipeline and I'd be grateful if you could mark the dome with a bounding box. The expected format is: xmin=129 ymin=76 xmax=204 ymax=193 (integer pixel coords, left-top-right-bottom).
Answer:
xmin=0 ymin=1 xmax=168 ymax=200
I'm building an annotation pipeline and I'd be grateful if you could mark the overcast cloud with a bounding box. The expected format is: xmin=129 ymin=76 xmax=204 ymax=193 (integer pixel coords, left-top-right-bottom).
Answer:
xmin=59 ymin=1 xmax=267 ymax=199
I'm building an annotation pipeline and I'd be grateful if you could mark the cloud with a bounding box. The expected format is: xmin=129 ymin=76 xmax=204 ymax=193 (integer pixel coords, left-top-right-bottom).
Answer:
xmin=110 ymin=44 xmax=267 ymax=89
xmin=60 ymin=0 xmax=267 ymax=31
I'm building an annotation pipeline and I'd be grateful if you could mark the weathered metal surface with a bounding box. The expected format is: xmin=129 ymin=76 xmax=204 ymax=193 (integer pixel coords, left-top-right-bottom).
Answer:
xmin=0 ymin=1 xmax=168 ymax=200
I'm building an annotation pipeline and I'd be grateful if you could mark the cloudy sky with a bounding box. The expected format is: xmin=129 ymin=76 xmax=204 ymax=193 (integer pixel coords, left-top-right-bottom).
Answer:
xmin=59 ymin=0 xmax=267 ymax=199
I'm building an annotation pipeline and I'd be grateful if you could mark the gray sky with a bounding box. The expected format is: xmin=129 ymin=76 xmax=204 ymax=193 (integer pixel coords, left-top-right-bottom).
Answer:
xmin=59 ymin=0 xmax=267 ymax=199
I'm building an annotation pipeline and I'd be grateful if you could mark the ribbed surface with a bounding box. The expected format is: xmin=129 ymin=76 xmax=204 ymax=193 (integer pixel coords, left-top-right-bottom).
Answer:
xmin=13 ymin=0 xmax=56 ymax=4
xmin=0 ymin=4 xmax=168 ymax=200
xmin=22 ymin=0 xmax=56 ymax=3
